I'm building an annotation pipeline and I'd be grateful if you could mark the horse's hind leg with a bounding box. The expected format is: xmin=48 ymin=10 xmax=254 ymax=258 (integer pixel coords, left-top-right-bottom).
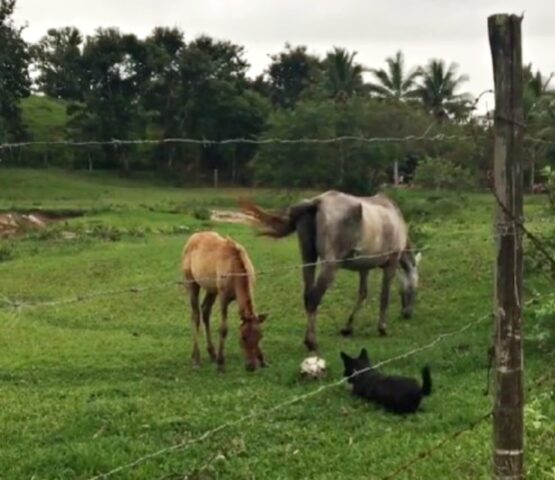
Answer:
xmin=188 ymin=282 xmax=202 ymax=367
xmin=201 ymin=291 xmax=218 ymax=362
xmin=341 ymin=270 xmax=368 ymax=337
xmin=378 ymin=261 xmax=397 ymax=336
xmin=304 ymin=264 xmax=337 ymax=351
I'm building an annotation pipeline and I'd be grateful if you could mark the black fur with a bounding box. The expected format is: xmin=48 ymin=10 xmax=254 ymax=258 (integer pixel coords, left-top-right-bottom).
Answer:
xmin=340 ymin=348 xmax=431 ymax=414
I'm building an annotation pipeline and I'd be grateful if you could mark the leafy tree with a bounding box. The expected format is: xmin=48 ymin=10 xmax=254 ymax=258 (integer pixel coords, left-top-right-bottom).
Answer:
xmin=0 ymin=0 xmax=31 ymax=142
xmin=170 ymin=35 xmax=269 ymax=182
xmin=321 ymin=47 xmax=365 ymax=100
xmin=266 ymin=44 xmax=321 ymax=108
xmin=142 ymin=27 xmax=186 ymax=169
xmin=69 ymin=28 xmax=148 ymax=175
xmin=522 ymin=64 xmax=555 ymax=188
xmin=368 ymin=50 xmax=419 ymax=101
xmin=32 ymin=27 xmax=84 ymax=101
xmin=253 ymin=98 xmax=434 ymax=192
xmin=414 ymin=59 xmax=471 ymax=121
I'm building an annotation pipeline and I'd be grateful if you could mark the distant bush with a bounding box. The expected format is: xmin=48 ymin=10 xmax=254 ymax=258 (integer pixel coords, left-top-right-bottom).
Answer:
xmin=191 ymin=207 xmax=211 ymax=221
xmin=413 ymin=157 xmax=476 ymax=190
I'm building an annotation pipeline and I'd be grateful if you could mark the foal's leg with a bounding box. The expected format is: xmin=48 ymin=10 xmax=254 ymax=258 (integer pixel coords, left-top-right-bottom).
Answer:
xmin=201 ymin=291 xmax=218 ymax=362
xmin=341 ymin=270 xmax=369 ymax=337
xmin=378 ymin=262 xmax=397 ymax=336
xmin=304 ymin=263 xmax=337 ymax=351
xmin=188 ymin=282 xmax=202 ymax=367
xmin=217 ymin=297 xmax=230 ymax=372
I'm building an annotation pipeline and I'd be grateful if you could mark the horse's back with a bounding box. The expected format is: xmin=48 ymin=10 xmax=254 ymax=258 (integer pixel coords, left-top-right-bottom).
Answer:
xmin=314 ymin=191 xmax=408 ymax=265
xmin=182 ymin=231 xmax=254 ymax=292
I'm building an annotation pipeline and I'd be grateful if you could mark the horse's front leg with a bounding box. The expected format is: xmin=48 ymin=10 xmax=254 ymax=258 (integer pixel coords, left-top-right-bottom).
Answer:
xmin=201 ymin=291 xmax=218 ymax=362
xmin=188 ymin=282 xmax=201 ymax=367
xmin=341 ymin=269 xmax=368 ymax=337
xmin=378 ymin=262 xmax=397 ymax=336
xmin=304 ymin=263 xmax=337 ymax=351
xmin=217 ymin=297 xmax=230 ymax=373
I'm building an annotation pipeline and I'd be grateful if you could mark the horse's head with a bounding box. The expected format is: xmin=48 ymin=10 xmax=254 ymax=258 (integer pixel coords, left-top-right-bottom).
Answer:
xmin=398 ymin=250 xmax=422 ymax=318
xmin=239 ymin=313 xmax=267 ymax=371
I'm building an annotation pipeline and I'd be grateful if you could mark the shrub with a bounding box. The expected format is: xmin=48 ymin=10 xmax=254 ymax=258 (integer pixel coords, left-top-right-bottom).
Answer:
xmin=413 ymin=157 xmax=476 ymax=190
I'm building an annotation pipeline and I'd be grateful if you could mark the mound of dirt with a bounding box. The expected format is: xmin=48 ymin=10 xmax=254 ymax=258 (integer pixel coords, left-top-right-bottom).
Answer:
xmin=0 ymin=213 xmax=49 ymax=237
xmin=210 ymin=210 xmax=252 ymax=225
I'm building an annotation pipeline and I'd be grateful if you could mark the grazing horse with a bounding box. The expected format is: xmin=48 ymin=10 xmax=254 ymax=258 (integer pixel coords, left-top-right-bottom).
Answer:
xmin=242 ymin=190 xmax=421 ymax=351
xmin=182 ymin=231 xmax=267 ymax=372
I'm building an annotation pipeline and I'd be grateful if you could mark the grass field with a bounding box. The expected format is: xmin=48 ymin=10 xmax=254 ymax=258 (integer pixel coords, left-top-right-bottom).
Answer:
xmin=1 ymin=169 xmax=554 ymax=479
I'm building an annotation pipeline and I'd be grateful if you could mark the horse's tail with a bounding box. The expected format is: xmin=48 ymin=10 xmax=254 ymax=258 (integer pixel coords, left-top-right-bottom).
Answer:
xmin=240 ymin=199 xmax=317 ymax=238
xmin=420 ymin=365 xmax=432 ymax=396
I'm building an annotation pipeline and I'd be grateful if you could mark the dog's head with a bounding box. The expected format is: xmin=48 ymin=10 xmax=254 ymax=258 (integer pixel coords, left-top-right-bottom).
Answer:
xmin=340 ymin=348 xmax=372 ymax=383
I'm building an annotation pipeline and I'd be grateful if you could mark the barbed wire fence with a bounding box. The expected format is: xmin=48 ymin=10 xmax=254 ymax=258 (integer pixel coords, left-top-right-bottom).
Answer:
xmin=1 ymin=106 xmax=555 ymax=478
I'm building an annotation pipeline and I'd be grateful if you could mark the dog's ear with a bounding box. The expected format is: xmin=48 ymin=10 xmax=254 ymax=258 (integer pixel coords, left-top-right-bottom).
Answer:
xmin=359 ymin=348 xmax=369 ymax=362
xmin=340 ymin=351 xmax=351 ymax=364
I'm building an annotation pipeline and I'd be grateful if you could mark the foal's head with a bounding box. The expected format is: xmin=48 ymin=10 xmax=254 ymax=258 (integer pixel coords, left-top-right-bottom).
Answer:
xmin=398 ymin=250 xmax=422 ymax=318
xmin=239 ymin=313 xmax=267 ymax=372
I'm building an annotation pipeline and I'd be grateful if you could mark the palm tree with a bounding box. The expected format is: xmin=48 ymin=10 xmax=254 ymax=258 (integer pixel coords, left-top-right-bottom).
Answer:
xmin=413 ymin=59 xmax=471 ymax=121
xmin=322 ymin=47 xmax=364 ymax=100
xmin=523 ymin=64 xmax=554 ymax=189
xmin=368 ymin=50 xmax=420 ymax=101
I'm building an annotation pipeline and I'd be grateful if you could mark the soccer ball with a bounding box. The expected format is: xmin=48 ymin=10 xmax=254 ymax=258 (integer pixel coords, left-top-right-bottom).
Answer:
xmin=300 ymin=356 xmax=327 ymax=379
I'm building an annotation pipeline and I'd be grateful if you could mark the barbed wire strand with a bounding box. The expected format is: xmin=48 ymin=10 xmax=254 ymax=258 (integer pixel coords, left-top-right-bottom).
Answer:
xmin=380 ymin=359 xmax=555 ymax=480
xmin=87 ymin=311 xmax=491 ymax=480
xmin=1 ymin=247 xmax=432 ymax=312
xmin=0 ymin=132 xmax=479 ymax=152
xmin=6 ymin=219 xmax=551 ymax=312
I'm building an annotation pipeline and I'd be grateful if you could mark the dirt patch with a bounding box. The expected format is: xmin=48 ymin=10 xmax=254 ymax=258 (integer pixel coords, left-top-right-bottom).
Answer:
xmin=210 ymin=209 xmax=252 ymax=225
xmin=0 ymin=210 xmax=83 ymax=238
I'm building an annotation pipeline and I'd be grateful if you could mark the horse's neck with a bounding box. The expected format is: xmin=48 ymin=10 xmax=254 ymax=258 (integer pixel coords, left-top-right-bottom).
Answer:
xmin=235 ymin=277 xmax=255 ymax=318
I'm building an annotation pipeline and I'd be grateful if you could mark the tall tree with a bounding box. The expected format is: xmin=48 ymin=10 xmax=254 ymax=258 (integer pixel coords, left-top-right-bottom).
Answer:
xmin=267 ymin=44 xmax=321 ymax=108
xmin=368 ymin=50 xmax=419 ymax=101
xmin=173 ymin=35 xmax=269 ymax=182
xmin=322 ymin=47 xmax=365 ymax=100
xmin=32 ymin=27 xmax=84 ymax=101
xmin=0 ymin=0 xmax=31 ymax=141
xmin=413 ymin=59 xmax=471 ymax=121
xmin=142 ymin=27 xmax=186 ymax=168
xmin=524 ymin=64 xmax=555 ymax=188
xmin=69 ymin=28 xmax=148 ymax=175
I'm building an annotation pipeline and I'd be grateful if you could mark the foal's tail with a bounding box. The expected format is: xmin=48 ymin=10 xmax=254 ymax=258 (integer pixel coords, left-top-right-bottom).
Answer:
xmin=240 ymin=199 xmax=317 ymax=238
xmin=421 ymin=365 xmax=432 ymax=396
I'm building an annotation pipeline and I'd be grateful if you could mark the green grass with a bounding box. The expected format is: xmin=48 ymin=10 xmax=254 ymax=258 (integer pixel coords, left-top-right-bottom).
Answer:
xmin=0 ymin=169 xmax=554 ymax=479
xmin=21 ymin=95 xmax=69 ymax=141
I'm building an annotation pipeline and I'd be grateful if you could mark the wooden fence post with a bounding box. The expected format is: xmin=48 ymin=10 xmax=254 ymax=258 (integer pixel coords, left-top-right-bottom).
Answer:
xmin=488 ymin=14 xmax=525 ymax=480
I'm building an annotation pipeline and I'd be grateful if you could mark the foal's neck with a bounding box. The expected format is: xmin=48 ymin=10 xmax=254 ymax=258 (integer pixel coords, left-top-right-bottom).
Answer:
xmin=235 ymin=276 xmax=255 ymax=318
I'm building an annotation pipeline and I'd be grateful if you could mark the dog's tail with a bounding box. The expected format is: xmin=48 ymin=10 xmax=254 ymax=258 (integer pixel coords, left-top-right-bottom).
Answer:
xmin=421 ymin=365 xmax=432 ymax=396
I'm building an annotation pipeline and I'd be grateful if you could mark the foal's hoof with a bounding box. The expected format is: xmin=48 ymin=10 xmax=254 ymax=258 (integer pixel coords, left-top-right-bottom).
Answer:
xmin=378 ymin=327 xmax=388 ymax=337
xmin=340 ymin=327 xmax=353 ymax=337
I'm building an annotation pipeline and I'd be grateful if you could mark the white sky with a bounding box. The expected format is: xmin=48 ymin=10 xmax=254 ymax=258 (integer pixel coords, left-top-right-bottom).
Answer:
xmin=12 ymin=0 xmax=555 ymax=113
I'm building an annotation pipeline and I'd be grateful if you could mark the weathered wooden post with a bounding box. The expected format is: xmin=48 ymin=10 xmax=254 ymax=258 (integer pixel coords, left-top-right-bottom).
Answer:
xmin=488 ymin=14 xmax=524 ymax=480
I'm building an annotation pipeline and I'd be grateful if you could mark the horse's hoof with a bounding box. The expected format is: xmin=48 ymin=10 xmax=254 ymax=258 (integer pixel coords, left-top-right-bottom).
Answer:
xmin=192 ymin=362 xmax=200 ymax=369
xmin=217 ymin=365 xmax=226 ymax=373
xmin=208 ymin=351 xmax=217 ymax=362
xmin=378 ymin=327 xmax=388 ymax=337
xmin=340 ymin=327 xmax=353 ymax=337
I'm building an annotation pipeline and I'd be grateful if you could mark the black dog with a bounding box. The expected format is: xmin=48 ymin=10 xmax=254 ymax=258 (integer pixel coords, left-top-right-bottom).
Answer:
xmin=340 ymin=348 xmax=432 ymax=414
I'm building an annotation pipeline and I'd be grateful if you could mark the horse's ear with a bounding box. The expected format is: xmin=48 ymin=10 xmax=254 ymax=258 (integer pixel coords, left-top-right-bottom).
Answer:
xmin=415 ymin=252 xmax=423 ymax=266
xmin=359 ymin=348 xmax=369 ymax=361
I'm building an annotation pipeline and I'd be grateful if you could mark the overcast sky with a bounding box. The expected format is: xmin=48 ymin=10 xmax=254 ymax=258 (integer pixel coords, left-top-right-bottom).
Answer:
xmin=12 ymin=0 xmax=555 ymax=113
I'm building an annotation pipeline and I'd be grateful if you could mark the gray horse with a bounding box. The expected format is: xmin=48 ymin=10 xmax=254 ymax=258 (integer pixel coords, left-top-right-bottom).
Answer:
xmin=242 ymin=190 xmax=421 ymax=351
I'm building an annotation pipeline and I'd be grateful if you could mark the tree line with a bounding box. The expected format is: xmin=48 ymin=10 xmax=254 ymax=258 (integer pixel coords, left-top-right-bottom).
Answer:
xmin=1 ymin=0 xmax=554 ymax=191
